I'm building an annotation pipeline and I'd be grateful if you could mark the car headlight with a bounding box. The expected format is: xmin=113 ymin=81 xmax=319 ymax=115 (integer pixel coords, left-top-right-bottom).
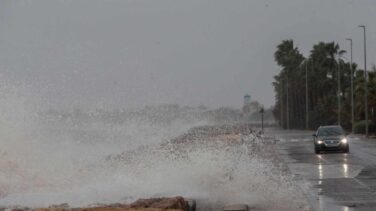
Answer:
xmin=341 ymin=138 xmax=348 ymax=144
xmin=317 ymin=140 xmax=323 ymax=144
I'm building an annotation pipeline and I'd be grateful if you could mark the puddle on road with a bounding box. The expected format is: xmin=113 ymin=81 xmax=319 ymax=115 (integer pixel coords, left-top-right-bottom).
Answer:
xmin=275 ymin=134 xmax=376 ymax=211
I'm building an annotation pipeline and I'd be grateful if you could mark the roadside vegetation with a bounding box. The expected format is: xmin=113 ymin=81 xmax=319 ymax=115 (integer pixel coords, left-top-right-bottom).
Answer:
xmin=273 ymin=40 xmax=376 ymax=133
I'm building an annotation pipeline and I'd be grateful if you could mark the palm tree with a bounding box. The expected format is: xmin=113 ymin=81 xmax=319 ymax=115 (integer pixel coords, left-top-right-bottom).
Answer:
xmin=274 ymin=40 xmax=355 ymax=130
xmin=273 ymin=40 xmax=304 ymax=128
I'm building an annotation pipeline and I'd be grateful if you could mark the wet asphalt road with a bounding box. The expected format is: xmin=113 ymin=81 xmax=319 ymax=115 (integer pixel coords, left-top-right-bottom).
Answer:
xmin=269 ymin=129 xmax=376 ymax=211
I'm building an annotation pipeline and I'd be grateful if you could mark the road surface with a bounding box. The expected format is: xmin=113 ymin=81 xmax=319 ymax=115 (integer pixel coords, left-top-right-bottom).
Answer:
xmin=269 ymin=129 xmax=376 ymax=211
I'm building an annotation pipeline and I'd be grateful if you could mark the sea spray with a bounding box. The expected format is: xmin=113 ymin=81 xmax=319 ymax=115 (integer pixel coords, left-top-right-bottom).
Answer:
xmin=0 ymin=80 xmax=308 ymax=210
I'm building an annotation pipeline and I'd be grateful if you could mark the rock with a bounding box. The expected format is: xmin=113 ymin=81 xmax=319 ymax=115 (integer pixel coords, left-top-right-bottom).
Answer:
xmin=76 ymin=207 xmax=181 ymax=211
xmin=129 ymin=197 xmax=189 ymax=211
xmin=48 ymin=203 xmax=70 ymax=209
xmin=11 ymin=208 xmax=32 ymax=211
xmin=10 ymin=197 xmax=190 ymax=211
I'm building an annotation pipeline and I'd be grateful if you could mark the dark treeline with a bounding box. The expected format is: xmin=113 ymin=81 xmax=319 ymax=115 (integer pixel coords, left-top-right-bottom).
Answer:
xmin=273 ymin=40 xmax=376 ymax=133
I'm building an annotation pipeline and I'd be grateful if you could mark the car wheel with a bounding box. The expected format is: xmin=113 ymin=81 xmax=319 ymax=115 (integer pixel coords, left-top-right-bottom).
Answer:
xmin=315 ymin=149 xmax=320 ymax=154
xmin=344 ymin=147 xmax=349 ymax=153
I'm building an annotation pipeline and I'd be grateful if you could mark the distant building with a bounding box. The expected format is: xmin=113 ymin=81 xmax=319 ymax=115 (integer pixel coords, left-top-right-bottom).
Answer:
xmin=244 ymin=94 xmax=251 ymax=105
xmin=242 ymin=94 xmax=261 ymax=114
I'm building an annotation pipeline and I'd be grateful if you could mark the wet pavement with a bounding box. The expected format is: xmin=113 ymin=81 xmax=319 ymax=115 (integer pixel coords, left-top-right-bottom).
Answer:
xmin=269 ymin=129 xmax=376 ymax=211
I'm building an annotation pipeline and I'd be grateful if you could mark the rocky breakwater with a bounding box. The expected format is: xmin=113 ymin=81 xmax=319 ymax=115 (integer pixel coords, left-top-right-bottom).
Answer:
xmin=5 ymin=196 xmax=191 ymax=211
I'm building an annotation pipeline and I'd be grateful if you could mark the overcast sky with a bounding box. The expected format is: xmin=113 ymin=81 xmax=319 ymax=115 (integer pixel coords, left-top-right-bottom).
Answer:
xmin=0 ymin=0 xmax=375 ymax=109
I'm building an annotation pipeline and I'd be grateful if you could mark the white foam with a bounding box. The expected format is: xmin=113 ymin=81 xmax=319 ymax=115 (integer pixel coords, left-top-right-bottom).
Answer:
xmin=0 ymin=79 xmax=308 ymax=211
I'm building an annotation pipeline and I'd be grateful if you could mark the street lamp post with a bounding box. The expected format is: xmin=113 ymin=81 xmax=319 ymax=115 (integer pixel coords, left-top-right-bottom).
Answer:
xmin=260 ymin=107 xmax=264 ymax=133
xmin=286 ymin=69 xmax=290 ymax=129
xmin=359 ymin=25 xmax=368 ymax=137
xmin=346 ymin=38 xmax=355 ymax=134
xmin=305 ymin=60 xmax=309 ymax=129
xmin=280 ymin=80 xmax=283 ymax=128
xmin=338 ymin=57 xmax=341 ymax=125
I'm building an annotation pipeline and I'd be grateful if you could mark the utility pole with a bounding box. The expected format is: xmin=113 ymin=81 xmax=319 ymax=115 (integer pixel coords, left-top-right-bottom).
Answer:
xmin=260 ymin=107 xmax=264 ymax=133
xmin=359 ymin=25 xmax=368 ymax=137
xmin=346 ymin=38 xmax=354 ymax=134
xmin=338 ymin=57 xmax=341 ymax=125
xmin=286 ymin=69 xmax=290 ymax=129
xmin=305 ymin=60 xmax=309 ymax=130
xmin=280 ymin=80 xmax=283 ymax=128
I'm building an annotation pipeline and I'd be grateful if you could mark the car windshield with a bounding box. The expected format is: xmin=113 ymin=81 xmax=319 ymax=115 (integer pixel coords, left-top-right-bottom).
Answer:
xmin=317 ymin=127 xmax=344 ymax=136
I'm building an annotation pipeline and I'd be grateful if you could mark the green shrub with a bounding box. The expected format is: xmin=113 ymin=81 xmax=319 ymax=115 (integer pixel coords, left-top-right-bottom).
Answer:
xmin=354 ymin=120 xmax=376 ymax=134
